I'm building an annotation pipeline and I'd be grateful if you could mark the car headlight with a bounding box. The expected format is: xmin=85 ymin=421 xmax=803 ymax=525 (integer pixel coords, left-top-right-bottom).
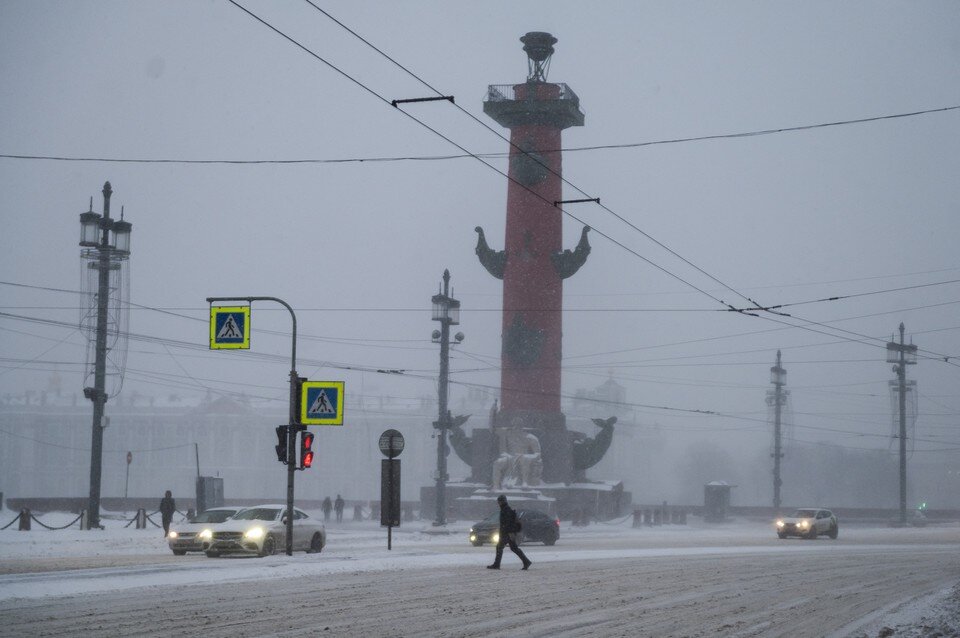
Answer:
xmin=469 ymin=534 xmax=477 ymax=542
xmin=199 ymin=529 xmax=212 ymax=540
xmin=492 ymin=532 xmax=500 ymax=544
xmin=775 ymin=520 xmax=784 ymax=528
xmin=799 ymin=520 xmax=808 ymax=528
xmin=244 ymin=527 xmax=265 ymax=540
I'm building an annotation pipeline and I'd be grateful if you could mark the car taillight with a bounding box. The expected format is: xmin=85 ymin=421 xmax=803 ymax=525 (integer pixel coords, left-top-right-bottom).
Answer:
xmin=554 ymin=519 xmax=560 ymax=527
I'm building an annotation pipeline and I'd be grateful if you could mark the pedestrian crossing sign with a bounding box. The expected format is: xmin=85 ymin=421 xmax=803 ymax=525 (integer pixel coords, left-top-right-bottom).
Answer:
xmin=301 ymin=381 xmax=345 ymax=426
xmin=210 ymin=306 xmax=251 ymax=350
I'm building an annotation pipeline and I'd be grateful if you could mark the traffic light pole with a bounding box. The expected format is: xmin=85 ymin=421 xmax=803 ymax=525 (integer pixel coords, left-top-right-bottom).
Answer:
xmin=207 ymin=296 xmax=298 ymax=556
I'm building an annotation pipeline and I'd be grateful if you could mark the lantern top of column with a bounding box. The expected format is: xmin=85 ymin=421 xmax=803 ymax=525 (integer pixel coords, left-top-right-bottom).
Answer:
xmin=521 ymin=32 xmax=557 ymax=82
xmin=520 ymin=31 xmax=557 ymax=82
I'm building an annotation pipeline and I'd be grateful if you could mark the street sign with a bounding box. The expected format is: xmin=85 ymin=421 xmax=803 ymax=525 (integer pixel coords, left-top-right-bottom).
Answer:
xmin=209 ymin=306 xmax=250 ymax=349
xmin=300 ymin=381 xmax=345 ymax=425
xmin=378 ymin=429 xmax=405 ymax=458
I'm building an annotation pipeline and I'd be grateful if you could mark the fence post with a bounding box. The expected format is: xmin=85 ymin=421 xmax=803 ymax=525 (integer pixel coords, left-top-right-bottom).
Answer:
xmin=136 ymin=508 xmax=146 ymax=529
xmin=18 ymin=509 xmax=31 ymax=531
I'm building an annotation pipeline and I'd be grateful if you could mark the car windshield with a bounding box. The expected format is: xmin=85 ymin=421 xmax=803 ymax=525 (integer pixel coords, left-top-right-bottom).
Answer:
xmin=481 ymin=511 xmax=500 ymax=524
xmin=233 ymin=508 xmax=279 ymax=521
xmin=791 ymin=509 xmax=817 ymax=518
xmin=190 ymin=509 xmax=236 ymax=523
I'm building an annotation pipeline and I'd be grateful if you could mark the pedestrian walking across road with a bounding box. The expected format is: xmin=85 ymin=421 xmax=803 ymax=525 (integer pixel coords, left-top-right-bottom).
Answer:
xmin=487 ymin=494 xmax=531 ymax=571
xmin=159 ymin=490 xmax=175 ymax=538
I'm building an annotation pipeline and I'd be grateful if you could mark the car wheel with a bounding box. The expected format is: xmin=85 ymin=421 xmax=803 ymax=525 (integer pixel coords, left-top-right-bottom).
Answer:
xmin=172 ymin=549 xmax=187 ymax=556
xmin=777 ymin=532 xmax=787 ymax=539
xmin=543 ymin=532 xmax=557 ymax=546
xmin=807 ymin=526 xmax=818 ymax=540
xmin=205 ymin=550 xmax=220 ymax=558
xmin=828 ymin=524 xmax=838 ymax=539
xmin=471 ymin=540 xmax=483 ymax=547
xmin=308 ymin=533 xmax=324 ymax=554
xmin=259 ymin=535 xmax=277 ymax=557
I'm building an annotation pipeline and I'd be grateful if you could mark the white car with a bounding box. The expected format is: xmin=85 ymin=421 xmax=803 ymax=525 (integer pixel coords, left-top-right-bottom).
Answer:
xmin=167 ymin=506 xmax=242 ymax=555
xmin=775 ymin=508 xmax=838 ymax=539
xmin=200 ymin=504 xmax=326 ymax=557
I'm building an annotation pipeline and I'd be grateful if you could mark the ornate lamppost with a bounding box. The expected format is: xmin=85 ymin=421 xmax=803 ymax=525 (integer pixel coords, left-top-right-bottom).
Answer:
xmin=79 ymin=182 xmax=132 ymax=529
xmin=431 ymin=269 xmax=464 ymax=526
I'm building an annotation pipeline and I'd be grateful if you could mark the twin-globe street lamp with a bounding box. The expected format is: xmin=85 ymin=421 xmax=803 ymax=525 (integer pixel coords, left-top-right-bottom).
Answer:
xmin=79 ymin=182 xmax=132 ymax=529
xmin=431 ymin=269 xmax=466 ymax=526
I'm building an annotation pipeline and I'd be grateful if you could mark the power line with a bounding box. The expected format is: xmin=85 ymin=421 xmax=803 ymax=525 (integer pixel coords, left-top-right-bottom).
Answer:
xmin=285 ymin=3 xmax=960 ymax=365
xmin=2 ymin=107 xmax=954 ymax=165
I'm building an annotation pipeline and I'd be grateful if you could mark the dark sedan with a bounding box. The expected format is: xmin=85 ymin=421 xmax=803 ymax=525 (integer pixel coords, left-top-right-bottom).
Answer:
xmin=469 ymin=509 xmax=560 ymax=546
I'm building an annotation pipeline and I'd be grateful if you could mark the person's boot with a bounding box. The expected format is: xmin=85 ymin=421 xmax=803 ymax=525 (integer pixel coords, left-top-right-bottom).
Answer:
xmin=487 ymin=564 xmax=500 ymax=569
xmin=521 ymin=559 xmax=532 ymax=570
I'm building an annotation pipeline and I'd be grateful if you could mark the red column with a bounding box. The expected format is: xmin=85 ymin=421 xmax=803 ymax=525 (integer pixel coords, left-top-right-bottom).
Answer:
xmin=500 ymin=83 xmax=564 ymax=414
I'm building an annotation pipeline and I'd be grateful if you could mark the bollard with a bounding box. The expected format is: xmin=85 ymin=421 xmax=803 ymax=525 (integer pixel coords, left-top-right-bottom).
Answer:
xmin=80 ymin=509 xmax=90 ymax=530
xmin=402 ymin=505 xmax=413 ymax=522
xmin=353 ymin=504 xmax=363 ymax=521
xmin=643 ymin=509 xmax=652 ymax=526
xmin=18 ymin=509 xmax=31 ymax=531
xmin=136 ymin=508 xmax=147 ymax=529
xmin=632 ymin=509 xmax=642 ymax=528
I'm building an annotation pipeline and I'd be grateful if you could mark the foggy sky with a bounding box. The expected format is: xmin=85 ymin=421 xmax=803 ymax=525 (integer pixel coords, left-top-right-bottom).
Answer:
xmin=1 ymin=1 xmax=958 ymax=497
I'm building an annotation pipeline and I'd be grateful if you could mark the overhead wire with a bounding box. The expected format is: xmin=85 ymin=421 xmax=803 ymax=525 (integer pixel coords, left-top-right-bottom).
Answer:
xmin=288 ymin=2 xmax=960 ymax=365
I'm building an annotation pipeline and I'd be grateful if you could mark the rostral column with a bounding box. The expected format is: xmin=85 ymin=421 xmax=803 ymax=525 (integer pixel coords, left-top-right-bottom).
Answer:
xmin=475 ymin=32 xmax=591 ymax=484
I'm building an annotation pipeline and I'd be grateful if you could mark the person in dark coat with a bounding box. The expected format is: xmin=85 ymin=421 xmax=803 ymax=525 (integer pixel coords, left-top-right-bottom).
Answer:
xmin=159 ymin=490 xmax=176 ymax=537
xmin=334 ymin=494 xmax=345 ymax=523
xmin=322 ymin=496 xmax=333 ymax=522
xmin=487 ymin=494 xmax=532 ymax=570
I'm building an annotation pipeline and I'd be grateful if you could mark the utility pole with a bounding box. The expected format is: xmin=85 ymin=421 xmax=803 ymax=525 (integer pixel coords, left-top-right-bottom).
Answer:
xmin=78 ymin=182 xmax=132 ymax=530
xmin=887 ymin=323 xmax=917 ymax=525
xmin=768 ymin=350 xmax=787 ymax=511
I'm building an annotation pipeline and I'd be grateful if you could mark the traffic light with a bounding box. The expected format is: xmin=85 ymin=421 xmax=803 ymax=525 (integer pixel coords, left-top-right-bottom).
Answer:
xmin=299 ymin=429 xmax=315 ymax=470
xmin=275 ymin=425 xmax=288 ymax=464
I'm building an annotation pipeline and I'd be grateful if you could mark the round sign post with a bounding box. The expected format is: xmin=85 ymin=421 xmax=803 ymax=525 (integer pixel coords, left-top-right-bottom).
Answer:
xmin=378 ymin=430 xmax=404 ymax=549
xmin=378 ymin=429 xmax=405 ymax=459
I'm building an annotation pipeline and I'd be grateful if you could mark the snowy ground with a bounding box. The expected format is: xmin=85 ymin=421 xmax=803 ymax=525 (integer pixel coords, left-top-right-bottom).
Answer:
xmin=0 ymin=507 xmax=957 ymax=636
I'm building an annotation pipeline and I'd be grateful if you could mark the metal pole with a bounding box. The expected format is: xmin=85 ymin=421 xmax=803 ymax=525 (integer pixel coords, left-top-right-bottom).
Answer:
xmin=435 ymin=272 xmax=451 ymax=526
xmin=86 ymin=182 xmax=113 ymax=530
xmin=898 ymin=322 xmax=907 ymax=526
xmin=773 ymin=350 xmax=783 ymax=512
xmin=195 ymin=442 xmax=200 ymax=480
xmin=207 ymin=296 xmax=297 ymax=555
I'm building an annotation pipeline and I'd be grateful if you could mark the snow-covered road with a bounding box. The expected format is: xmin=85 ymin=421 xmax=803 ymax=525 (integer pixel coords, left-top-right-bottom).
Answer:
xmin=0 ymin=511 xmax=957 ymax=637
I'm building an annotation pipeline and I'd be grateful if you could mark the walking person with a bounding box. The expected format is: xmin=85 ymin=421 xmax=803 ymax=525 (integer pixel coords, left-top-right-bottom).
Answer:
xmin=487 ymin=494 xmax=532 ymax=570
xmin=334 ymin=494 xmax=344 ymax=523
xmin=322 ymin=496 xmax=332 ymax=523
xmin=159 ymin=490 xmax=176 ymax=538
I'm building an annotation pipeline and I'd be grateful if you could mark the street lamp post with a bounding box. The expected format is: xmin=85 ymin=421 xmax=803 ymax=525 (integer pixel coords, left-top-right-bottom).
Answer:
xmin=431 ymin=269 xmax=464 ymax=526
xmin=79 ymin=182 xmax=132 ymax=530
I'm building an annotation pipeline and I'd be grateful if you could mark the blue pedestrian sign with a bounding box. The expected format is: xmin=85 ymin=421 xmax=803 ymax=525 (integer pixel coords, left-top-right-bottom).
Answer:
xmin=210 ymin=306 xmax=251 ymax=349
xmin=301 ymin=381 xmax=345 ymax=426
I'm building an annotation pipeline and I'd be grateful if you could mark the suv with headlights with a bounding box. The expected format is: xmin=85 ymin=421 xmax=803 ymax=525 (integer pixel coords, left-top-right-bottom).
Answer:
xmin=776 ymin=508 xmax=838 ymax=539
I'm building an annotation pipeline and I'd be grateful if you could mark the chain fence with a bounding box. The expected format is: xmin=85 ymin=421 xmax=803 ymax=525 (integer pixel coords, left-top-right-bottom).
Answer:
xmin=1 ymin=508 xmax=189 ymax=531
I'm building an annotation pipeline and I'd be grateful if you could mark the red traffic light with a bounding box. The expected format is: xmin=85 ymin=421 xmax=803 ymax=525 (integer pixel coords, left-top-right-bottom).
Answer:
xmin=299 ymin=430 xmax=315 ymax=469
